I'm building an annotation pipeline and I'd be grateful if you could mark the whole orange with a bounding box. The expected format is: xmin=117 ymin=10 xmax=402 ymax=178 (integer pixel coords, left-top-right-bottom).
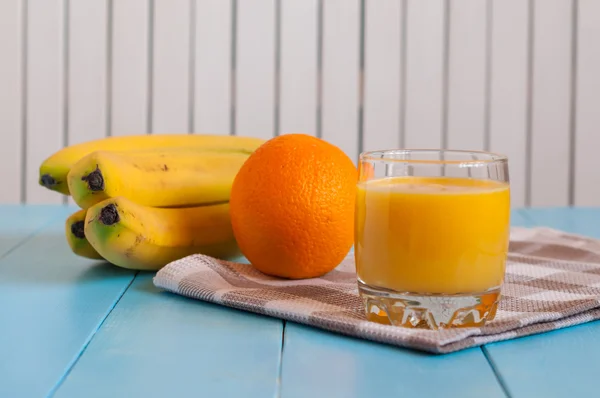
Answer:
xmin=229 ymin=134 xmax=357 ymax=279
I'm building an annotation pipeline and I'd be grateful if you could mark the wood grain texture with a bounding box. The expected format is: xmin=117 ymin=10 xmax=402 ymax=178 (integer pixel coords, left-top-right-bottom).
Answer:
xmin=280 ymin=323 xmax=506 ymax=398
xmin=2 ymin=2 xmax=600 ymax=208
xmin=446 ymin=0 xmax=486 ymax=151
xmin=26 ymin=0 xmax=65 ymax=204
xmin=574 ymin=0 xmax=600 ymax=206
xmin=0 ymin=205 xmax=64 ymax=258
xmin=279 ymin=0 xmax=318 ymax=137
xmin=53 ymin=273 xmax=283 ymax=398
xmin=488 ymin=0 xmax=529 ymax=207
xmin=487 ymin=319 xmax=600 ymax=398
xmin=484 ymin=207 xmax=600 ymax=398
xmin=403 ymin=0 xmax=445 ymax=148
xmin=0 ymin=206 xmax=136 ymax=398
xmin=0 ymin=0 xmax=23 ymax=203
xmin=5 ymin=205 xmax=600 ymax=397
xmin=194 ymin=0 xmax=232 ymax=135
xmin=111 ymin=0 xmax=150 ymax=136
xmin=235 ymin=0 xmax=276 ymax=139
xmin=151 ymin=0 xmax=191 ymax=133
xmin=529 ymin=0 xmax=572 ymax=206
xmin=321 ymin=0 xmax=360 ymax=163
xmin=362 ymin=0 xmax=402 ymax=152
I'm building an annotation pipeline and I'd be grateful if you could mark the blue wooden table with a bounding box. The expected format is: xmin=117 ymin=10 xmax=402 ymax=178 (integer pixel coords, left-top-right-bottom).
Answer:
xmin=2 ymin=205 xmax=598 ymax=398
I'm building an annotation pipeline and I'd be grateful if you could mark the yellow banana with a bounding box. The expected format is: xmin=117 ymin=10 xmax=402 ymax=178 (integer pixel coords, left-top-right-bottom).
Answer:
xmin=67 ymin=147 xmax=250 ymax=209
xmin=65 ymin=209 xmax=104 ymax=260
xmin=39 ymin=134 xmax=265 ymax=195
xmin=84 ymin=196 xmax=241 ymax=271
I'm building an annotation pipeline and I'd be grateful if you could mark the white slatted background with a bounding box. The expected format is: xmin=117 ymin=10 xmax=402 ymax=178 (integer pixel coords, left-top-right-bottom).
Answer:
xmin=0 ymin=0 xmax=593 ymax=208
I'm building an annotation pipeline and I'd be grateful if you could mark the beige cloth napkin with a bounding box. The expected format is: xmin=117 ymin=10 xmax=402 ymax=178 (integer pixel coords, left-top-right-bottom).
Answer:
xmin=153 ymin=227 xmax=600 ymax=354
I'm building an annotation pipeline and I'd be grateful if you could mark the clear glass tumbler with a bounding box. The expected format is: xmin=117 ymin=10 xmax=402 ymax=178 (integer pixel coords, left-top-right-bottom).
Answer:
xmin=355 ymin=149 xmax=510 ymax=329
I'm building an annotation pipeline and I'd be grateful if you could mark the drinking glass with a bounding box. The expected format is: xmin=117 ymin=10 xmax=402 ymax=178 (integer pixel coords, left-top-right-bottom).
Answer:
xmin=355 ymin=149 xmax=510 ymax=329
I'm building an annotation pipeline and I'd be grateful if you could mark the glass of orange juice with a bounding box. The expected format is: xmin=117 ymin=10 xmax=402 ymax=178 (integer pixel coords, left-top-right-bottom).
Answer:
xmin=355 ymin=149 xmax=510 ymax=330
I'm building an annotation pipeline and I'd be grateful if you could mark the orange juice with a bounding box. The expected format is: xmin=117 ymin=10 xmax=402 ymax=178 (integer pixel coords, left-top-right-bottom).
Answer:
xmin=355 ymin=176 xmax=510 ymax=295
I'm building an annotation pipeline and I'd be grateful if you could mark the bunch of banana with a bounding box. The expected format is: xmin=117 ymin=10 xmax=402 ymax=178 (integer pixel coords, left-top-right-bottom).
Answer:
xmin=40 ymin=134 xmax=265 ymax=271
xmin=39 ymin=134 xmax=264 ymax=195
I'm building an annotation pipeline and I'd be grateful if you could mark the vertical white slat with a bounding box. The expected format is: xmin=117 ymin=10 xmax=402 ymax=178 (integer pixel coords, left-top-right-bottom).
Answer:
xmin=489 ymin=0 xmax=529 ymax=208
xmin=279 ymin=0 xmax=318 ymax=136
xmin=321 ymin=0 xmax=360 ymax=163
xmin=152 ymin=0 xmax=191 ymax=133
xmin=403 ymin=0 xmax=445 ymax=148
xmin=574 ymin=0 xmax=600 ymax=206
xmin=362 ymin=0 xmax=402 ymax=152
xmin=236 ymin=0 xmax=276 ymax=139
xmin=194 ymin=0 xmax=232 ymax=135
xmin=446 ymin=0 xmax=486 ymax=150
xmin=530 ymin=0 xmax=572 ymax=207
xmin=67 ymin=0 xmax=108 ymax=207
xmin=111 ymin=0 xmax=149 ymax=136
xmin=26 ymin=0 xmax=65 ymax=204
xmin=68 ymin=0 xmax=107 ymax=145
xmin=0 ymin=0 xmax=23 ymax=203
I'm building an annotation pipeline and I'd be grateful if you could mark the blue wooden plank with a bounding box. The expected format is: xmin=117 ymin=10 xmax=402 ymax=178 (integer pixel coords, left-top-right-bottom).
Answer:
xmin=52 ymin=273 xmax=284 ymax=398
xmin=0 ymin=205 xmax=136 ymax=398
xmin=280 ymin=323 xmax=506 ymax=398
xmin=484 ymin=207 xmax=600 ymax=397
xmin=0 ymin=204 xmax=66 ymax=257
xmin=484 ymin=321 xmax=600 ymax=398
xmin=520 ymin=206 xmax=600 ymax=238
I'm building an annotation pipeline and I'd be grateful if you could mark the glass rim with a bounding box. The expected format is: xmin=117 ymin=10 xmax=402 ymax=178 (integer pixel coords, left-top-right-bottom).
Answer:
xmin=359 ymin=148 xmax=508 ymax=165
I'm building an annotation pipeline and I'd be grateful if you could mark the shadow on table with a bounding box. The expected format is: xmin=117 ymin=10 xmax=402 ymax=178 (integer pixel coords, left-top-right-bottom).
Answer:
xmin=0 ymin=231 xmax=135 ymax=285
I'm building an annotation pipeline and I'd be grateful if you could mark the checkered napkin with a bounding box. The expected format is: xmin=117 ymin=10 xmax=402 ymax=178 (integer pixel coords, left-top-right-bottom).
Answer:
xmin=153 ymin=227 xmax=600 ymax=354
